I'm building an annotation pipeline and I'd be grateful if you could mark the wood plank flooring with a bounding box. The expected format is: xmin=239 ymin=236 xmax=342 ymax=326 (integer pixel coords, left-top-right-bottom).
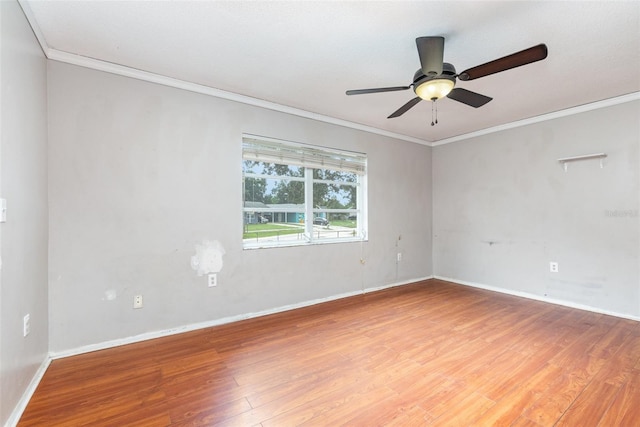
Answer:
xmin=18 ymin=279 xmax=640 ymax=426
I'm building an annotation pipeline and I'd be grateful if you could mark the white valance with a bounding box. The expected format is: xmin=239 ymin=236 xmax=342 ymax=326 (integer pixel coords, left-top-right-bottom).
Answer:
xmin=242 ymin=135 xmax=366 ymax=175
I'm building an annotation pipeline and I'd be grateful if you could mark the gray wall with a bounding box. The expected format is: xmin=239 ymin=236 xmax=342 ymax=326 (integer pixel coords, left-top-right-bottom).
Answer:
xmin=47 ymin=61 xmax=433 ymax=353
xmin=5 ymin=6 xmax=637 ymax=420
xmin=433 ymin=100 xmax=640 ymax=317
xmin=0 ymin=1 xmax=49 ymax=425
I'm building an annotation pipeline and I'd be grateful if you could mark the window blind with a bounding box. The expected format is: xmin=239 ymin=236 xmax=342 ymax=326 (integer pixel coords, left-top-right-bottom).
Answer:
xmin=242 ymin=136 xmax=366 ymax=175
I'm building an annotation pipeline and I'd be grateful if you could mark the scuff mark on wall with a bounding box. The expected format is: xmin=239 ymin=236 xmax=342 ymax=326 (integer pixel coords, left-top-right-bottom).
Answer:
xmin=481 ymin=240 xmax=515 ymax=246
xmin=191 ymin=240 xmax=225 ymax=276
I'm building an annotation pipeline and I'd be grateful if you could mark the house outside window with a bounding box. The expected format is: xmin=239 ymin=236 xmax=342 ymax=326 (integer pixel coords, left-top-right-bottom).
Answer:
xmin=242 ymin=135 xmax=367 ymax=249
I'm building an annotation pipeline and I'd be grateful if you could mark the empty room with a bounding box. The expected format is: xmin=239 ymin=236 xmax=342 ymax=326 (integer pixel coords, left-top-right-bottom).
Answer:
xmin=1 ymin=1 xmax=639 ymax=426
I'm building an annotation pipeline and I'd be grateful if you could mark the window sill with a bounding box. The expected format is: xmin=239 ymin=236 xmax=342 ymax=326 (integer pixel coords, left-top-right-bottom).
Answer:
xmin=243 ymin=237 xmax=367 ymax=250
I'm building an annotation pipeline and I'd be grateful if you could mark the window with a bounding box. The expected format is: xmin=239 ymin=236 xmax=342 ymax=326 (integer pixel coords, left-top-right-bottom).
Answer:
xmin=242 ymin=135 xmax=367 ymax=248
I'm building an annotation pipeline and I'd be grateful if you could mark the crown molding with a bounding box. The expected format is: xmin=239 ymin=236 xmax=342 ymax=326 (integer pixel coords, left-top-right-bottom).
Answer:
xmin=18 ymin=0 xmax=49 ymax=56
xmin=44 ymin=49 xmax=431 ymax=146
xmin=17 ymin=0 xmax=428 ymax=146
xmin=41 ymin=48 xmax=640 ymax=148
xmin=18 ymin=0 xmax=639 ymax=148
xmin=432 ymin=92 xmax=640 ymax=146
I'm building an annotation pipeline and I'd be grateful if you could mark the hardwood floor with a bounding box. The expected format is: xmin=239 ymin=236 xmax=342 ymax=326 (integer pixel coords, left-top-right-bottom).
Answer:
xmin=19 ymin=279 xmax=640 ymax=426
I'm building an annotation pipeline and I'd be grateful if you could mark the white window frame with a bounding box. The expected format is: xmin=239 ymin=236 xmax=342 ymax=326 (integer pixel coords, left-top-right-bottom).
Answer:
xmin=242 ymin=134 xmax=368 ymax=249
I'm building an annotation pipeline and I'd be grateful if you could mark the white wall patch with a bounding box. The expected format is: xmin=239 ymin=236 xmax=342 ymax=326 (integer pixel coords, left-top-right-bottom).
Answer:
xmin=191 ymin=240 xmax=225 ymax=276
xmin=104 ymin=289 xmax=117 ymax=301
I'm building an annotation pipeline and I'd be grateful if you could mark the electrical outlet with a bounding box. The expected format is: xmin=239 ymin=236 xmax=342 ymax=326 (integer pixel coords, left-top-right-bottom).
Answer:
xmin=133 ymin=295 xmax=143 ymax=309
xmin=208 ymin=273 xmax=217 ymax=287
xmin=23 ymin=314 xmax=30 ymax=337
xmin=550 ymin=262 xmax=559 ymax=273
xmin=397 ymin=252 xmax=402 ymax=262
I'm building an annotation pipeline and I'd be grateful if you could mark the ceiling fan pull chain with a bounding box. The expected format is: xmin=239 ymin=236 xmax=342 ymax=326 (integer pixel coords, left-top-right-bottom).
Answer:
xmin=431 ymin=101 xmax=435 ymax=126
xmin=431 ymin=99 xmax=439 ymax=126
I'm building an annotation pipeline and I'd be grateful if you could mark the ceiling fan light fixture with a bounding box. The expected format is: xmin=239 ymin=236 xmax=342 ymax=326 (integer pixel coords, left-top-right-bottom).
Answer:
xmin=415 ymin=78 xmax=455 ymax=101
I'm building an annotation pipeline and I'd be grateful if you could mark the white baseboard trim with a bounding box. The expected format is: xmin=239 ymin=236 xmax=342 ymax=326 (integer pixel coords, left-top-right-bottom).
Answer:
xmin=4 ymin=356 xmax=52 ymax=427
xmin=364 ymin=276 xmax=433 ymax=294
xmin=10 ymin=277 xmax=428 ymax=423
xmin=434 ymin=275 xmax=640 ymax=322
xmin=50 ymin=276 xmax=432 ymax=360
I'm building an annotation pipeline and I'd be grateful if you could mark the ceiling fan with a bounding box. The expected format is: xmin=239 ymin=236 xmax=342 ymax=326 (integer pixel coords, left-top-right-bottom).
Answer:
xmin=346 ymin=37 xmax=548 ymax=124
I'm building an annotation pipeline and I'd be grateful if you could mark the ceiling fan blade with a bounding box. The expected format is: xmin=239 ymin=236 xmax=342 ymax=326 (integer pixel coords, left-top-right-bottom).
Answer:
xmin=446 ymin=88 xmax=492 ymax=108
xmin=416 ymin=36 xmax=444 ymax=76
xmin=346 ymin=86 xmax=410 ymax=95
xmin=458 ymin=44 xmax=548 ymax=81
xmin=388 ymin=97 xmax=422 ymax=118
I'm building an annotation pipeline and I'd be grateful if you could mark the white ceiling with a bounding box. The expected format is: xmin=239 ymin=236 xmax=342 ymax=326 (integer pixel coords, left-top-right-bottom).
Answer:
xmin=21 ymin=1 xmax=640 ymax=144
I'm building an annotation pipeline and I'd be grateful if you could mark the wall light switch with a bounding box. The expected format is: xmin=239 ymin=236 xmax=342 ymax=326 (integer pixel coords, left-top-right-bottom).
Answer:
xmin=23 ymin=314 xmax=30 ymax=337
xmin=550 ymin=262 xmax=559 ymax=273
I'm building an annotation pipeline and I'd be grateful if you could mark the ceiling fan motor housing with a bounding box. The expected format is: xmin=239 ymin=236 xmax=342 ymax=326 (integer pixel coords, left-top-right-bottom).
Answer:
xmin=412 ymin=63 xmax=457 ymax=88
